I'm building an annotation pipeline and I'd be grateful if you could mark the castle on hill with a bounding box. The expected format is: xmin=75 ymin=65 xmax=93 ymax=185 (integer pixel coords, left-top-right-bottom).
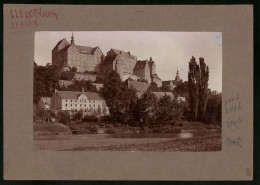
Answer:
xmin=52 ymin=33 xmax=165 ymax=87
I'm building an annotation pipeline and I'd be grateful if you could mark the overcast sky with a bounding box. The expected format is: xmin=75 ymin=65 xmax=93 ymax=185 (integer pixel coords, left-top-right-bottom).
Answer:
xmin=34 ymin=31 xmax=222 ymax=92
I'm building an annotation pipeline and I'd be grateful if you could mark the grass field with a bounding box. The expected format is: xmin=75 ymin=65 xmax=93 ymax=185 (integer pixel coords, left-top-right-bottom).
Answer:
xmin=33 ymin=121 xmax=221 ymax=151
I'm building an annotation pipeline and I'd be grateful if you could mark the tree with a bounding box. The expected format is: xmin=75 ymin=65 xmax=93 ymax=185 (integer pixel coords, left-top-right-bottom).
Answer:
xmin=33 ymin=63 xmax=61 ymax=104
xmin=137 ymin=90 xmax=158 ymax=127
xmin=156 ymin=95 xmax=184 ymax=124
xmin=188 ymin=56 xmax=210 ymax=122
xmin=188 ymin=56 xmax=200 ymax=121
xmin=148 ymin=82 xmax=159 ymax=92
xmin=204 ymin=91 xmax=222 ymax=124
xmin=100 ymin=70 xmax=123 ymax=122
xmin=198 ymin=58 xmax=209 ymax=121
xmin=62 ymin=80 xmax=97 ymax=92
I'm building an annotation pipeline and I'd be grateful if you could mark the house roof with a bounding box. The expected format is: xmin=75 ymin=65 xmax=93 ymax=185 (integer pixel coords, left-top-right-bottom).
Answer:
xmin=76 ymin=45 xmax=100 ymax=54
xmin=111 ymin=48 xmax=130 ymax=55
xmin=152 ymin=74 xmax=161 ymax=80
xmin=58 ymin=43 xmax=100 ymax=55
xmin=134 ymin=60 xmax=148 ymax=70
xmin=56 ymin=91 xmax=103 ymax=100
xmin=128 ymin=81 xmax=149 ymax=92
xmin=53 ymin=38 xmax=70 ymax=51
xmin=40 ymin=97 xmax=51 ymax=105
xmin=162 ymin=80 xmax=173 ymax=86
xmin=136 ymin=92 xmax=174 ymax=99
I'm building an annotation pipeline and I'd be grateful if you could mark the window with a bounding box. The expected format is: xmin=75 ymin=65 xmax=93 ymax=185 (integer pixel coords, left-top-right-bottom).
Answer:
xmin=75 ymin=104 xmax=77 ymax=107
xmin=71 ymin=104 xmax=72 ymax=107
xmin=65 ymin=104 xmax=67 ymax=107
xmin=71 ymin=100 xmax=72 ymax=102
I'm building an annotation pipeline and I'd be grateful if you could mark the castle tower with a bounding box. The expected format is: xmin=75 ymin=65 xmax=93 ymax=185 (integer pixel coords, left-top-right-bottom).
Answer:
xmin=175 ymin=70 xmax=180 ymax=82
xmin=71 ymin=33 xmax=75 ymax=45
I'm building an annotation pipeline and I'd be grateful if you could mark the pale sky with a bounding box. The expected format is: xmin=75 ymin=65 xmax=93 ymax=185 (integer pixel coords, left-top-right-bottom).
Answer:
xmin=34 ymin=31 xmax=222 ymax=92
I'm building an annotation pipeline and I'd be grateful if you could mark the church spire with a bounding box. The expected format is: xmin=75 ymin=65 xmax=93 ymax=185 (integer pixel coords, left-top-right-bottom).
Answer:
xmin=175 ymin=69 xmax=180 ymax=82
xmin=71 ymin=33 xmax=75 ymax=45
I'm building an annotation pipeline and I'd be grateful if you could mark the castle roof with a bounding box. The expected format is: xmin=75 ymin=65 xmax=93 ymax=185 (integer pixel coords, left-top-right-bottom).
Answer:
xmin=53 ymin=38 xmax=70 ymax=51
xmin=109 ymin=48 xmax=136 ymax=59
xmin=128 ymin=80 xmax=149 ymax=92
xmin=56 ymin=91 xmax=103 ymax=100
xmin=76 ymin=45 xmax=99 ymax=54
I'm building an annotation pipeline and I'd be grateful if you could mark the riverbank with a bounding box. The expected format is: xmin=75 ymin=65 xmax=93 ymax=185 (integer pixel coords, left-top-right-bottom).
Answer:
xmin=34 ymin=132 xmax=221 ymax=151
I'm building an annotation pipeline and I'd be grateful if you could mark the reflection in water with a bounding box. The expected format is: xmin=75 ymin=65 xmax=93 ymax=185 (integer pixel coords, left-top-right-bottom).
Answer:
xmin=179 ymin=133 xmax=193 ymax=138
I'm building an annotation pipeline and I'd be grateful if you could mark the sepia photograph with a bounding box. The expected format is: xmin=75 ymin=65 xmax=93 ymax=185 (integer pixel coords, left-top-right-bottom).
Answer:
xmin=33 ymin=31 xmax=222 ymax=151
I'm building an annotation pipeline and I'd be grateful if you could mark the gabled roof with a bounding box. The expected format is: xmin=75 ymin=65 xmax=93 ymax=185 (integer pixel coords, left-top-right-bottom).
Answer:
xmin=57 ymin=43 xmax=101 ymax=55
xmin=56 ymin=91 xmax=103 ymax=100
xmin=111 ymin=48 xmax=128 ymax=55
xmin=53 ymin=38 xmax=70 ymax=51
xmin=128 ymin=81 xmax=149 ymax=92
xmin=152 ymin=74 xmax=161 ymax=80
xmin=134 ymin=60 xmax=148 ymax=70
xmin=162 ymin=80 xmax=174 ymax=86
xmin=76 ymin=45 xmax=99 ymax=54
xmin=40 ymin=97 xmax=51 ymax=105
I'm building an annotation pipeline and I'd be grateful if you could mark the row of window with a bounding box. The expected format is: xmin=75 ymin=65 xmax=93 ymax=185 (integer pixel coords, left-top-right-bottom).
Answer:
xmin=65 ymin=99 xmax=96 ymax=103
xmin=65 ymin=103 xmax=100 ymax=107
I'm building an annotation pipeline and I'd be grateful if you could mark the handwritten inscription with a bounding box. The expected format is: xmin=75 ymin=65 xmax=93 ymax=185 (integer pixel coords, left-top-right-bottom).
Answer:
xmin=226 ymin=117 xmax=242 ymax=129
xmin=225 ymin=93 xmax=243 ymax=148
xmin=226 ymin=137 xmax=242 ymax=148
xmin=224 ymin=93 xmax=242 ymax=114
xmin=9 ymin=7 xmax=58 ymax=30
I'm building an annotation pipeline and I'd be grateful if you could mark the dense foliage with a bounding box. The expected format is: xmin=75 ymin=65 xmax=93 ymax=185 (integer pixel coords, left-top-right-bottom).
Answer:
xmin=188 ymin=56 xmax=209 ymax=122
xmin=60 ymin=80 xmax=98 ymax=92
xmin=100 ymin=71 xmax=185 ymax=127
xmin=33 ymin=62 xmax=61 ymax=104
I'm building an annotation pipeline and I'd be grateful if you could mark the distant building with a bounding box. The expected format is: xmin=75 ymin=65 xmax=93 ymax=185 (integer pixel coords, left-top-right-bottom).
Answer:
xmin=37 ymin=97 xmax=51 ymax=110
xmin=52 ymin=34 xmax=164 ymax=87
xmin=162 ymin=70 xmax=182 ymax=90
xmin=58 ymin=80 xmax=74 ymax=88
xmin=52 ymin=33 xmax=103 ymax=73
xmin=92 ymin=83 xmax=104 ymax=91
xmin=101 ymin=48 xmax=137 ymax=79
xmin=136 ymin=92 xmax=174 ymax=99
xmin=127 ymin=80 xmax=149 ymax=92
xmin=133 ymin=57 xmax=162 ymax=87
xmin=51 ymin=90 xmax=109 ymax=116
xmin=73 ymin=72 xmax=103 ymax=82
xmin=162 ymin=80 xmax=176 ymax=91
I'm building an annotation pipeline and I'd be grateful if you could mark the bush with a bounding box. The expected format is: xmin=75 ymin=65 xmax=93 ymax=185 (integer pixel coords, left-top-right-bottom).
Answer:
xmin=57 ymin=111 xmax=71 ymax=125
xmin=82 ymin=115 xmax=98 ymax=122
xmin=100 ymin=116 xmax=112 ymax=122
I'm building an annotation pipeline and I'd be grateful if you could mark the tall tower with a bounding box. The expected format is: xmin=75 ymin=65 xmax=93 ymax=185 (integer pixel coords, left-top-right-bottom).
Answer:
xmin=175 ymin=70 xmax=180 ymax=82
xmin=71 ymin=33 xmax=75 ymax=45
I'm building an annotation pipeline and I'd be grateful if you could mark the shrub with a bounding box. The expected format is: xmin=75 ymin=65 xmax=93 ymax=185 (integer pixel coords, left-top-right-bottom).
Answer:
xmin=57 ymin=111 xmax=71 ymax=125
xmin=82 ymin=115 xmax=98 ymax=122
